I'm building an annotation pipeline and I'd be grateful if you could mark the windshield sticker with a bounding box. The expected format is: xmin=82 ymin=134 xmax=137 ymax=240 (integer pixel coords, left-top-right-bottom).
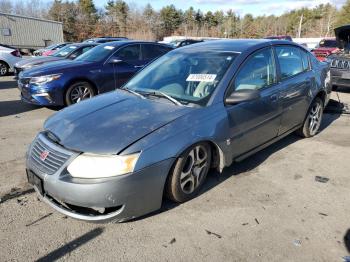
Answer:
xmin=186 ymin=74 xmax=217 ymax=82
xmin=104 ymin=46 xmax=115 ymax=50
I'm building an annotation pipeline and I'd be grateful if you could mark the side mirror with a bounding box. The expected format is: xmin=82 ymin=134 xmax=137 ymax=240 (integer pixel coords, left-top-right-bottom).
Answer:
xmin=68 ymin=54 xmax=77 ymax=60
xmin=225 ymin=89 xmax=261 ymax=105
xmin=109 ymin=58 xmax=123 ymax=64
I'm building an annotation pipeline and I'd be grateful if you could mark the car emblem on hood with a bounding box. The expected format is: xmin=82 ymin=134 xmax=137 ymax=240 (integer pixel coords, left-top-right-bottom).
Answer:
xmin=40 ymin=151 xmax=50 ymax=161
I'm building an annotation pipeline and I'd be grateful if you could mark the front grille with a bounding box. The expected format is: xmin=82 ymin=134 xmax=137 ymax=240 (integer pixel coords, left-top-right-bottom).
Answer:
xmin=20 ymin=77 xmax=30 ymax=85
xmin=331 ymin=59 xmax=350 ymax=69
xmin=29 ymin=134 xmax=74 ymax=175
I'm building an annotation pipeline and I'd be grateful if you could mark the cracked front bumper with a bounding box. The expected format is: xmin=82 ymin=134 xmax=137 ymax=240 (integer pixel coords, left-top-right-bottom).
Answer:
xmin=27 ymin=158 xmax=174 ymax=222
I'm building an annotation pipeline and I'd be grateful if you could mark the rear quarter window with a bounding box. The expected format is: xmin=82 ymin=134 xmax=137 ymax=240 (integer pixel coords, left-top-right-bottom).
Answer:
xmin=141 ymin=44 xmax=170 ymax=60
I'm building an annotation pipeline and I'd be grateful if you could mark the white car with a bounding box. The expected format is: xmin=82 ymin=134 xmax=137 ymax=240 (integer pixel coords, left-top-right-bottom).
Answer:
xmin=0 ymin=44 xmax=22 ymax=76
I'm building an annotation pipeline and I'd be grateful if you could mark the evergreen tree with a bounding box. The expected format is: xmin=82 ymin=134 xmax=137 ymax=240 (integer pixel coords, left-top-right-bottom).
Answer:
xmin=336 ymin=0 xmax=350 ymax=27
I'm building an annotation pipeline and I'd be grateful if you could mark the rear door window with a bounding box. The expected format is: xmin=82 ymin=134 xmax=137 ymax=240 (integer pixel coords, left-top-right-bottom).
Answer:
xmin=141 ymin=44 xmax=170 ymax=60
xmin=115 ymin=44 xmax=141 ymax=63
xmin=275 ymin=46 xmax=304 ymax=79
xmin=300 ymin=49 xmax=310 ymax=71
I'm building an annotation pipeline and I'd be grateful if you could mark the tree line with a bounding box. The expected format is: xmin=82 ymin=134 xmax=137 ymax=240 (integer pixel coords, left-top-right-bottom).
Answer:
xmin=1 ymin=0 xmax=350 ymax=42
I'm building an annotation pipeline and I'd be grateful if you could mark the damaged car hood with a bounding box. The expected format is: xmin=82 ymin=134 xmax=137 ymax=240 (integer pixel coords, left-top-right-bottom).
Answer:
xmin=44 ymin=90 xmax=193 ymax=154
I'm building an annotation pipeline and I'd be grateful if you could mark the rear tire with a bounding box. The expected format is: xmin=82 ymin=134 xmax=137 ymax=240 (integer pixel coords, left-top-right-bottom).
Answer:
xmin=0 ymin=62 xmax=9 ymax=76
xmin=166 ymin=142 xmax=211 ymax=203
xmin=296 ymin=97 xmax=324 ymax=138
xmin=65 ymin=81 xmax=95 ymax=106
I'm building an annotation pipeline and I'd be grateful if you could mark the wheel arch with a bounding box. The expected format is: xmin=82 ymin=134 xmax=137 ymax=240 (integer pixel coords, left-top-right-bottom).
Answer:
xmin=0 ymin=60 xmax=10 ymax=69
xmin=314 ymin=90 xmax=327 ymax=107
xmin=173 ymin=139 xmax=226 ymax=173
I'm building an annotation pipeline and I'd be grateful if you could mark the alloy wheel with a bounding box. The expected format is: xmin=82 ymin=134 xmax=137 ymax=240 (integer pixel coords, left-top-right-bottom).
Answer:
xmin=0 ymin=63 xmax=8 ymax=76
xmin=180 ymin=145 xmax=209 ymax=194
xmin=307 ymin=100 xmax=323 ymax=136
xmin=69 ymin=85 xmax=93 ymax=104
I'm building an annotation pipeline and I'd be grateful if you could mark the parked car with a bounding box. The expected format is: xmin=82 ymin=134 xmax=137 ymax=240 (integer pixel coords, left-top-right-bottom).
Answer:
xmin=83 ymin=37 xmax=128 ymax=43
xmin=33 ymin=43 xmax=71 ymax=56
xmin=14 ymin=43 xmax=98 ymax=78
xmin=0 ymin=44 xmax=22 ymax=76
xmin=169 ymin=39 xmax=203 ymax=48
xmin=26 ymin=39 xmax=330 ymax=222
xmin=18 ymin=41 xmax=173 ymax=106
xmin=312 ymin=38 xmax=339 ymax=61
xmin=326 ymin=25 xmax=350 ymax=88
xmin=265 ymin=35 xmax=293 ymax=41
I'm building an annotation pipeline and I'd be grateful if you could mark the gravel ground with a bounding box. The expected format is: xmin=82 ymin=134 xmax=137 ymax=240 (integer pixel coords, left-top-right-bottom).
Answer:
xmin=0 ymin=75 xmax=350 ymax=262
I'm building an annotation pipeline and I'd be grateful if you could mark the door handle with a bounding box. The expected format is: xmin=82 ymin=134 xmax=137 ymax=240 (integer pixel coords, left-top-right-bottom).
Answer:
xmin=270 ymin=94 xmax=278 ymax=102
xmin=134 ymin=65 xmax=144 ymax=68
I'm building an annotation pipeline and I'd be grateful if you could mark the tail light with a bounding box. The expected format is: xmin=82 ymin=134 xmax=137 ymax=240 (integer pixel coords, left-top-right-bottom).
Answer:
xmin=11 ymin=50 xmax=21 ymax=58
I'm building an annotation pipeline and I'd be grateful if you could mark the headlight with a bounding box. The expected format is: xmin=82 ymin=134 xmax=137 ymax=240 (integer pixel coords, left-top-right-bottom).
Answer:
xmin=29 ymin=74 xmax=61 ymax=85
xmin=67 ymin=153 xmax=140 ymax=178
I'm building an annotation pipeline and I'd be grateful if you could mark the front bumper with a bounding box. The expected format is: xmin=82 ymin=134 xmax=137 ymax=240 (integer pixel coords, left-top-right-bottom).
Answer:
xmin=18 ymin=80 xmax=63 ymax=106
xmin=26 ymin=134 xmax=174 ymax=222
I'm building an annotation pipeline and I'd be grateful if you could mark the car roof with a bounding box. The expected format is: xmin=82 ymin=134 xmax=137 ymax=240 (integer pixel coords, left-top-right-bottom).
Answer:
xmin=174 ymin=39 xmax=298 ymax=53
xmin=67 ymin=42 xmax=98 ymax=47
xmin=98 ymin=40 xmax=173 ymax=48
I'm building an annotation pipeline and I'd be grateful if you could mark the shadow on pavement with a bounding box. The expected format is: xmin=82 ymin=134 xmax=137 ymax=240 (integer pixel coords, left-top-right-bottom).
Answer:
xmin=0 ymin=80 xmax=17 ymax=90
xmin=345 ymin=229 xmax=350 ymax=253
xmin=0 ymin=100 xmax=40 ymax=117
xmin=36 ymin=227 xmax=104 ymax=262
xmin=320 ymin=110 xmax=341 ymax=132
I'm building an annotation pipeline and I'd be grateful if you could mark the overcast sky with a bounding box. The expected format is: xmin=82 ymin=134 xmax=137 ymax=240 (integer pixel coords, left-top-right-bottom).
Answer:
xmin=87 ymin=0 xmax=347 ymax=16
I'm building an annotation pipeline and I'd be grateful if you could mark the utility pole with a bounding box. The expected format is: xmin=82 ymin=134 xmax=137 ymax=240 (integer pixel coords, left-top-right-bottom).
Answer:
xmin=297 ymin=13 xmax=303 ymax=38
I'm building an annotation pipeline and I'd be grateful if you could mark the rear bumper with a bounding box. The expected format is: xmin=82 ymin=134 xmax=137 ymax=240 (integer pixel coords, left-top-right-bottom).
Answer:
xmin=331 ymin=68 xmax=350 ymax=88
xmin=27 ymin=158 xmax=174 ymax=222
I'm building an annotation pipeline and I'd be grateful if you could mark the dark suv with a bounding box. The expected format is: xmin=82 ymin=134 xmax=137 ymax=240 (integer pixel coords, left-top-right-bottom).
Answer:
xmin=326 ymin=25 xmax=350 ymax=88
xmin=18 ymin=41 xmax=173 ymax=106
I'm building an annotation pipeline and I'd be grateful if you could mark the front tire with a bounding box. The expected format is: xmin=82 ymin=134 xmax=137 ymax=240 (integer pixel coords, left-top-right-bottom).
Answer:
xmin=0 ymin=62 xmax=9 ymax=76
xmin=65 ymin=81 xmax=95 ymax=106
xmin=296 ymin=97 xmax=324 ymax=138
xmin=166 ymin=143 xmax=211 ymax=203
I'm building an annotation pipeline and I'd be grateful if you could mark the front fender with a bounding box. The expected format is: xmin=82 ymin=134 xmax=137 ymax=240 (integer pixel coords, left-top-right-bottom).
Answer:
xmin=123 ymin=103 xmax=231 ymax=173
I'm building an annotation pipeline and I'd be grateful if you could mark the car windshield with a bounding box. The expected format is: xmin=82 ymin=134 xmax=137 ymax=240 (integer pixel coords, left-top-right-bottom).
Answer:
xmin=319 ymin=40 xmax=337 ymax=48
xmin=45 ymin=44 xmax=59 ymax=49
xmin=75 ymin=44 xmax=116 ymax=62
xmin=124 ymin=51 xmax=238 ymax=106
xmin=52 ymin=45 xmax=78 ymax=57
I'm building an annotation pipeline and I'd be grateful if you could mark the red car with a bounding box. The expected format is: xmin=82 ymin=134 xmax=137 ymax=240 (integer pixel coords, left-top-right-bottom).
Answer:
xmin=312 ymin=38 xmax=339 ymax=61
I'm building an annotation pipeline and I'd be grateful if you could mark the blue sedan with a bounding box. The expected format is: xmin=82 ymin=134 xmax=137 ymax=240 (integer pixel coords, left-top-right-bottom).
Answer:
xmin=18 ymin=41 xmax=173 ymax=106
xmin=26 ymin=39 xmax=331 ymax=222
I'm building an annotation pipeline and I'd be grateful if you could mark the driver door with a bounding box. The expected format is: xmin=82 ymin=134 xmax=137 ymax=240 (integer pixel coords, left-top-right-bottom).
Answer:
xmin=225 ymin=47 xmax=283 ymax=158
xmin=113 ymin=44 xmax=142 ymax=88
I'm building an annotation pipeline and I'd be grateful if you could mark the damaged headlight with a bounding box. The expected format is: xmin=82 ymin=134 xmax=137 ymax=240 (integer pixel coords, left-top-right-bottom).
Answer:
xmin=67 ymin=153 xmax=140 ymax=178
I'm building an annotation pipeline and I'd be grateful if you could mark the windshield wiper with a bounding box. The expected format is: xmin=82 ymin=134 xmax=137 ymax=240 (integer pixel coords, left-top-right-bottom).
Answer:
xmin=144 ymin=91 xmax=183 ymax=106
xmin=120 ymin=87 xmax=146 ymax=99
